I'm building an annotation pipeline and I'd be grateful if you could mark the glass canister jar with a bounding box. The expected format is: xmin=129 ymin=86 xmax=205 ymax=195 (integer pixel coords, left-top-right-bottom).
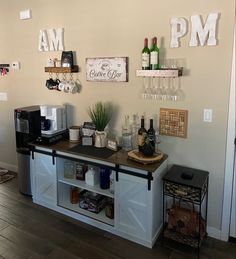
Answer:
xmin=70 ymin=187 xmax=79 ymax=204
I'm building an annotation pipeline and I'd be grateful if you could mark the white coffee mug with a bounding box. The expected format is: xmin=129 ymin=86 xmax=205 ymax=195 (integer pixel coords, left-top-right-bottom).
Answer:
xmin=64 ymin=81 xmax=77 ymax=94
xmin=64 ymin=82 xmax=71 ymax=93
xmin=69 ymin=82 xmax=78 ymax=94
xmin=58 ymin=82 xmax=65 ymax=91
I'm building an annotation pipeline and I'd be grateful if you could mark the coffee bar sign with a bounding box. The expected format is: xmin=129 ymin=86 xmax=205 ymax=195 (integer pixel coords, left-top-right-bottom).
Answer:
xmin=86 ymin=57 xmax=128 ymax=82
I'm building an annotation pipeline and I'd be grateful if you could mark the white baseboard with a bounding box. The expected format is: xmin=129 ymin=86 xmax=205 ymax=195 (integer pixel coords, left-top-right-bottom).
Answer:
xmin=0 ymin=161 xmax=18 ymax=173
xmin=207 ymin=226 xmax=221 ymax=240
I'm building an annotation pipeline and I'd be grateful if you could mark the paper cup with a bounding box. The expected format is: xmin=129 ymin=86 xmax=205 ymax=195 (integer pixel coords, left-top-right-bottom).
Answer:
xmin=69 ymin=126 xmax=80 ymax=142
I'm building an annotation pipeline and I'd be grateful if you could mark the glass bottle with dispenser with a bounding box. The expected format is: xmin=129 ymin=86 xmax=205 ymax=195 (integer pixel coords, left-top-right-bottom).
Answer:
xmin=122 ymin=115 xmax=132 ymax=151
xmin=131 ymin=114 xmax=139 ymax=150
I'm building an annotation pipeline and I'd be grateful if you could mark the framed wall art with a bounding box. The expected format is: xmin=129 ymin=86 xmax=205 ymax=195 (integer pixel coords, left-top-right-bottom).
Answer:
xmin=86 ymin=57 xmax=128 ymax=82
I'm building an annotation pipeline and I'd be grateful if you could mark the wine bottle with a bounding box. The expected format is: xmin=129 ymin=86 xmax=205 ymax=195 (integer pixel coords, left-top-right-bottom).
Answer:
xmin=142 ymin=38 xmax=150 ymax=70
xmin=137 ymin=116 xmax=147 ymax=152
xmin=147 ymin=119 xmax=155 ymax=149
xmin=150 ymin=37 xmax=160 ymax=70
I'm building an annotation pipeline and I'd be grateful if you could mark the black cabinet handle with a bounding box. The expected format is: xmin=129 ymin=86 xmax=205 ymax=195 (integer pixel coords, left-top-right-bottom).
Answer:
xmin=115 ymin=164 xmax=119 ymax=182
xmin=52 ymin=150 xmax=56 ymax=165
xmin=31 ymin=146 xmax=35 ymax=160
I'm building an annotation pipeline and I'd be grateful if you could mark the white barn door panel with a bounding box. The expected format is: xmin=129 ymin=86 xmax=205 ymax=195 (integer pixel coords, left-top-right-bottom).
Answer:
xmin=115 ymin=172 xmax=151 ymax=242
xmin=31 ymin=152 xmax=57 ymax=206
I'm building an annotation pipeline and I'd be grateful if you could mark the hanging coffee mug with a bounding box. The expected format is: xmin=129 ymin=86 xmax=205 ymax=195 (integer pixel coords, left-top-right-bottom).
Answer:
xmin=53 ymin=78 xmax=61 ymax=90
xmin=64 ymin=82 xmax=70 ymax=93
xmin=64 ymin=81 xmax=78 ymax=94
xmin=58 ymin=81 xmax=66 ymax=91
xmin=69 ymin=81 xmax=78 ymax=94
xmin=46 ymin=78 xmax=54 ymax=90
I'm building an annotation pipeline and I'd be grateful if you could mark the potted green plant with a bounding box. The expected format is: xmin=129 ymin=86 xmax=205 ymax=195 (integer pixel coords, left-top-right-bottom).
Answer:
xmin=87 ymin=102 xmax=113 ymax=148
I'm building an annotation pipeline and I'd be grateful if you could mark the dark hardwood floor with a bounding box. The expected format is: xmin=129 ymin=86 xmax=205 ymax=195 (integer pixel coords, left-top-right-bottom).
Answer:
xmin=0 ymin=175 xmax=235 ymax=259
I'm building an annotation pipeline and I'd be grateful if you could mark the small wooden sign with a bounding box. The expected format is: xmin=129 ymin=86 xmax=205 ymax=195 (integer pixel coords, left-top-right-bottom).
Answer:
xmin=86 ymin=57 xmax=128 ymax=82
xmin=159 ymin=108 xmax=188 ymax=138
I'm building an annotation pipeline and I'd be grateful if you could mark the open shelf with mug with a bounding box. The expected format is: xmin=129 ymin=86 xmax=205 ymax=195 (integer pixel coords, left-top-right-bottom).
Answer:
xmin=44 ymin=66 xmax=81 ymax=94
xmin=45 ymin=65 xmax=79 ymax=73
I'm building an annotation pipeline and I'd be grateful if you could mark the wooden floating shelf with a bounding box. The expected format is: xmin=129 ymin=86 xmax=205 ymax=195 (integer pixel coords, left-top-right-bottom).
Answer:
xmin=136 ymin=68 xmax=183 ymax=77
xmin=45 ymin=65 xmax=79 ymax=73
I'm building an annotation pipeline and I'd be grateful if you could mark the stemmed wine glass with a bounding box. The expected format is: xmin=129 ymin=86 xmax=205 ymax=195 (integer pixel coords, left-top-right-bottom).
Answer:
xmin=142 ymin=77 xmax=150 ymax=99
xmin=170 ymin=77 xmax=177 ymax=101
xmin=153 ymin=77 xmax=163 ymax=100
xmin=174 ymin=77 xmax=185 ymax=101
xmin=160 ymin=77 xmax=167 ymax=100
xmin=150 ymin=77 xmax=155 ymax=99
xmin=165 ymin=77 xmax=176 ymax=101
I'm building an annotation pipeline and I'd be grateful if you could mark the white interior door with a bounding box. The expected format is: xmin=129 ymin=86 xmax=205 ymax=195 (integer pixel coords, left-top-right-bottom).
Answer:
xmin=221 ymin=24 xmax=235 ymax=241
xmin=230 ymin=162 xmax=236 ymax=237
xmin=229 ymin=25 xmax=236 ymax=238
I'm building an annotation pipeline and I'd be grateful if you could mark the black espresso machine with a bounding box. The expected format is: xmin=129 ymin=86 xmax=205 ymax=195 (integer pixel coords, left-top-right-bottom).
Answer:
xmin=14 ymin=105 xmax=68 ymax=195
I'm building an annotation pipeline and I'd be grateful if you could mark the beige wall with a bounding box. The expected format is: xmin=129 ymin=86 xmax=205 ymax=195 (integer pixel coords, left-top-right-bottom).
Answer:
xmin=0 ymin=0 xmax=235 ymax=234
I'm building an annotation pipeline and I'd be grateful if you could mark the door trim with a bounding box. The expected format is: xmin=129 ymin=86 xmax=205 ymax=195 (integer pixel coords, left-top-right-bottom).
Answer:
xmin=221 ymin=25 xmax=235 ymax=241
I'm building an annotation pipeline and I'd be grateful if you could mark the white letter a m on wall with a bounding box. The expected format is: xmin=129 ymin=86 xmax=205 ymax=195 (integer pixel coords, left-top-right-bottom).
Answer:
xmin=48 ymin=28 xmax=64 ymax=51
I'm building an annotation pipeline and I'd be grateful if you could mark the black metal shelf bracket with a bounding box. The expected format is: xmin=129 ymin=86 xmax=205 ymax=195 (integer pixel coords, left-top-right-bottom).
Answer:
xmin=115 ymin=164 xmax=119 ymax=182
xmin=147 ymin=171 xmax=153 ymax=191
xmin=117 ymin=167 xmax=153 ymax=191
xmin=52 ymin=150 xmax=56 ymax=165
xmin=31 ymin=146 xmax=35 ymax=160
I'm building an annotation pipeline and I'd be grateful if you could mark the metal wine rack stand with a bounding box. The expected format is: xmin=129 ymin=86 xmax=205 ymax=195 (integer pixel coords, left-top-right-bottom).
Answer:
xmin=162 ymin=164 xmax=209 ymax=258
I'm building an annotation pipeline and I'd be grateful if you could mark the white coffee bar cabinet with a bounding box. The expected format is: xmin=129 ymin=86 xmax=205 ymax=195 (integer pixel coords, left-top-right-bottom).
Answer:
xmin=29 ymin=141 xmax=168 ymax=248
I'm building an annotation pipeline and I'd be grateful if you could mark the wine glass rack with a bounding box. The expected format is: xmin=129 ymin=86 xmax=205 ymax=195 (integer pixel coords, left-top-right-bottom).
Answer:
xmin=136 ymin=68 xmax=184 ymax=101
xmin=136 ymin=68 xmax=183 ymax=78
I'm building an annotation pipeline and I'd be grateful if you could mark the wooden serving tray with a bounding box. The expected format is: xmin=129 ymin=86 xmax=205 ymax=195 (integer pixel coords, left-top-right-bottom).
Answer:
xmin=128 ymin=150 xmax=164 ymax=164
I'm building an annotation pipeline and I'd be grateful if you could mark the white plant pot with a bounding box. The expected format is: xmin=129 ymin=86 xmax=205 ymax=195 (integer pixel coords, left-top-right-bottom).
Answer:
xmin=94 ymin=130 xmax=107 ymax=148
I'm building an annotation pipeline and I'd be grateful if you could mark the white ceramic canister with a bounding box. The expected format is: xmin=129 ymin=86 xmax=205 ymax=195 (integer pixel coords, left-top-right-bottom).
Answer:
xmin=85 ymin=167 xmax=100 ymax=186
xmin=69 ymin=126 xmax=80 ymax=142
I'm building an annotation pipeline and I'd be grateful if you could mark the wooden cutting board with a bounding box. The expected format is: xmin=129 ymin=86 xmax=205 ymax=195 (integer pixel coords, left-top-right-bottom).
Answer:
xmin=127 ymin=150 xmax=164 ymax=164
